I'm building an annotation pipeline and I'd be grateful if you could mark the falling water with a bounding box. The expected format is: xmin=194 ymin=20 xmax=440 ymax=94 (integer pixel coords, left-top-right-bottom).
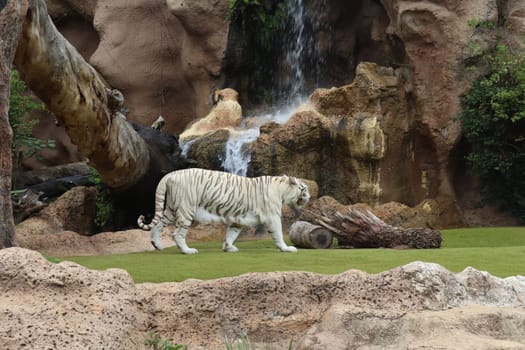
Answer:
xmin=221 ymin=104 xmax=301 ymax=175
xmin=281 ymin=0 xmax=316 ymax=103
xmin=197 ymin=0 xmax=324 ymax=175
xmin=222 ymin=128 xmax=260 ymax=176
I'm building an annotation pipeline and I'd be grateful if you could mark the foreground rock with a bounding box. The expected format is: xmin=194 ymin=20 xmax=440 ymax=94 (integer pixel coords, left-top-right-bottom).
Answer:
xmin=0 ymin=248 xmax=524 ymax=349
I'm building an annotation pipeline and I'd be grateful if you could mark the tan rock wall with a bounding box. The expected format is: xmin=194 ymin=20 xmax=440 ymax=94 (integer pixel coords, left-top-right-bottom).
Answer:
xmin=1 ymin=248 xmax=524 ymax=349
xmin=47 ymin=0 xmax=229 ymax=134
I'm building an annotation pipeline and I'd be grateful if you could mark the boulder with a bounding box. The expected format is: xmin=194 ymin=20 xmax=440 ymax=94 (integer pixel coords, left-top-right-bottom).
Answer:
xmin=0 ymin=248 xmax=145 ymax=349
xmin=1 ymin=248 xmax=524 ymax=349
xmin=15 ymin=186 xmax=98 ymax=237
xmin=249 ymin=63 xmax=432 ymax=209
xmin=182 ymin=128 xmax=230 ymax=170
xmin=179 ymin=88 xmax=242 ymax=141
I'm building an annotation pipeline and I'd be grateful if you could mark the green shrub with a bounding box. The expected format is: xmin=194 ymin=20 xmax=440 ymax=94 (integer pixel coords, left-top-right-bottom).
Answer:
xmin=224 ymin=335 xmax=251 ymax=350
xmin=9 ymin=69 xmax=55 ymax=169
xmin=144 ymin=332 xmax=188 ymax=350
xmin=457 ymin=44 xmax=525 ymax=221
xmin=89 ymin=167 xmax=114 ymax=230
xmin=226 ymin=0 xmax=286 ymax=106
xmin=228 ymin=0 xmax=286 ymax=51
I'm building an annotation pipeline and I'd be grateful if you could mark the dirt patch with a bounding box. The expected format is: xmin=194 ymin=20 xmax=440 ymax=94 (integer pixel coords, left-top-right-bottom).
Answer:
xmin=16 ymin=224 xmax=240 ymax=257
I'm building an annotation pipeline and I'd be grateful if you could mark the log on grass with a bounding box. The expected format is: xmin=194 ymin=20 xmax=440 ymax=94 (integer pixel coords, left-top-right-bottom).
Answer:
xmin=289 ymin=221 xmax=333 ymax=249
xmin=302 ymin=208 xmax=442 ymax=249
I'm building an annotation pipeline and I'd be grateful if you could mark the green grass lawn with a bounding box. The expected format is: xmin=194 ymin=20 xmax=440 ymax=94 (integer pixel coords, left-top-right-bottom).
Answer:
xmin=65 ymin=227 xmax=525 ymax=283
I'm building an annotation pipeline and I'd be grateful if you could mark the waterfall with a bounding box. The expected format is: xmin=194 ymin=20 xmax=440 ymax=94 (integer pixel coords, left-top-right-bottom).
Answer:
xmin=280 ymin=0 xmax=326 ymax=103
xmin=184 ymin=0 xmax=324 ymax=176
xmin=222 ymin=128 xmax=260 ymax=176
xmin=221 ymin=104 xmax=300 ymax=175
xmin=285 ymin=0 xmax=307 ymax=101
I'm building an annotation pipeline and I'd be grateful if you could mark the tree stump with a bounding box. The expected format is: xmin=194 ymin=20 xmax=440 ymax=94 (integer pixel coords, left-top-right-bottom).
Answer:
xmin=289 ymin=221 xmax=333 ymax=249
xmin=302 ymin=208 xmax=442 ymax=249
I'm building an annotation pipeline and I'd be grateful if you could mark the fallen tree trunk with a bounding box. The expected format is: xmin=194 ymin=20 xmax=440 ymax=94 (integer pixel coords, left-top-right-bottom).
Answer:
xmin=26 ymin=174 xmax=92 ymax=199
xmin=13 ymin=0 xmax=150 ymax=190
xmin=12 ymin=162 xmax=91 ymax=189
xmin=302 ymin=208 xmax=442 ymax=249
xmin=289 ymin=221 xmax=333 ymax=249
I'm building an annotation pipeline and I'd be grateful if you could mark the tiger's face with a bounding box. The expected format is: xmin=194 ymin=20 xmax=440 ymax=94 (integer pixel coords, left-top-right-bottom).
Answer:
xmin=286 ymin=177 xmax=310 ymax=210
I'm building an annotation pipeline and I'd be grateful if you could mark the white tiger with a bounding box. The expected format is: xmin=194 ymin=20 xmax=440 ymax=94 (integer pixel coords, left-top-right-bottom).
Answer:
xmin=137 ymin=168 xmax=310 ymax=254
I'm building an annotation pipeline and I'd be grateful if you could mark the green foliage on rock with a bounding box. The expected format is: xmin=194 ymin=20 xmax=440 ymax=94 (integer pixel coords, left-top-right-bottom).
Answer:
xmin=9 ymin=69 xmax=55 ymax=168
xmin=228 ymin=0 xmax=286 ymax=51
xmin=89 ymin=167 xmax=114 ymax=230
xmin=144 ymin=332 xmax=188 ymax=350
xmin=457 ymin=44 xmax=525 ymax=221
xmin=226 ymin=0 xmax=286 ymax=106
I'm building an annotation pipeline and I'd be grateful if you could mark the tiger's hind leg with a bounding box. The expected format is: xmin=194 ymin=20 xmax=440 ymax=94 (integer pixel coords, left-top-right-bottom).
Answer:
xmin=222 ymin=225 xmax=242 ymax=252
xmin=173 ymin=226 xmax=199 ymax=254
xmin=151 ymin=222 xmax=164 ymax=250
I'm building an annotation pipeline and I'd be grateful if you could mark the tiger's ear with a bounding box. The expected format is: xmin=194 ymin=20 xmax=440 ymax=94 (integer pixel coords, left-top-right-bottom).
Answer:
xmin=288 ymin=176 xmax=298 ymax=185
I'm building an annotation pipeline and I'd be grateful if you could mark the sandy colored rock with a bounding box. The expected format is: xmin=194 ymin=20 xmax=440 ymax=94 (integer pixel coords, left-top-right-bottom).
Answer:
xmin=1 ymin=248 xmax=524 ymax=349
xmin=89 ymin=0 xmax=229 ymax=133
xmin=17 ymin=229 xmax=177 ymax=257
xmin=0 ymin=248 xmax=146 ymax=349
xmin=179 ymin=88 xmax=243 ymax=141
xmin=16 ymin=186 xmax=98 ymax=237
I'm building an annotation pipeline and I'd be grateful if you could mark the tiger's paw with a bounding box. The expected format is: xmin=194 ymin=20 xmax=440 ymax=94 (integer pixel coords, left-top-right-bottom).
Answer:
xmin=280 ymin=246 xmax=298 ymax=253
xmin=151 ymin=240 xmax=163 ymax=250
xmin=182 ymin=248 xmax=199 ymax=254
xmin=222 ymin=243 xmax=239 ymax=253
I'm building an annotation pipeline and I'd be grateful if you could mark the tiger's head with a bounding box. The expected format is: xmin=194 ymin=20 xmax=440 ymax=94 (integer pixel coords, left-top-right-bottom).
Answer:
xmin=282 ymin=176 xmax=310 ymax=210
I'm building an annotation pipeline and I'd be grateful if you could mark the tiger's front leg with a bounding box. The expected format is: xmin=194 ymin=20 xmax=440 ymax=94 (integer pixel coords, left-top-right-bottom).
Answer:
xmin=173 ymin=226 xmax=199 ymax=254
xmin=222 ymin=225 xmax=242 ymax=252
xmin=267 ymin=219 xmax=297 ymax=253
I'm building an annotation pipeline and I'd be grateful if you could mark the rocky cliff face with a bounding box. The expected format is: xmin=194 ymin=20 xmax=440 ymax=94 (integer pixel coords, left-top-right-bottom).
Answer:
xmin=37 ymin=0 xmax=525 ymax=224
xmin=1 ymin=248 xmax=524 ymax=349
xmin=46 ymin=0 xmax=229 ymax=134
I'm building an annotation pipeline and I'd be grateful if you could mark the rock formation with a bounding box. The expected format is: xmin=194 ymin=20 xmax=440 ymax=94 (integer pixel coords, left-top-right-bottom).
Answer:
xmin=0 ymin=248 xmax=524 ymax=349
xmin=14 ymin=0 xmax=523 ymax=224
xmin=44 ymin=0 xmax=230 ymax=134
xmin=179 ymin=88 xmax=243 ymax=141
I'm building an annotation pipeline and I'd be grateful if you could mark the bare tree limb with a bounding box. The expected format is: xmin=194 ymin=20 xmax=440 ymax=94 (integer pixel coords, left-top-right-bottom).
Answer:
xmin=13 ymin=0 xmax=150 ymax=190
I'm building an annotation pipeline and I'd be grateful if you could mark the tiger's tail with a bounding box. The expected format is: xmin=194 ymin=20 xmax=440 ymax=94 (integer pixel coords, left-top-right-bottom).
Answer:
xmin=137 ymin=176 xmax=168 ymax=230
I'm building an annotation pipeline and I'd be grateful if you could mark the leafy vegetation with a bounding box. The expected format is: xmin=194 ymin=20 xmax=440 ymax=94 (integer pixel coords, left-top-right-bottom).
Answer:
xmin=89 ymin=167 xmax=114 ymax=230
xmin=224 ymin=335 xmax=251 ymax=350
xmin=144 ymin=332 xmax=188 ymax=350
xmin=228 ymin=0 xmax=286 ymax=51
xmin=9 ymin=69 xmax=55 ymax=169
xmin=226 ymin=0 xmax=287 ymax=106
xmin=65 ymin=227 xmax=525 ymax=282
xmin=457 ymin=44 xmax=525 ymax=221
